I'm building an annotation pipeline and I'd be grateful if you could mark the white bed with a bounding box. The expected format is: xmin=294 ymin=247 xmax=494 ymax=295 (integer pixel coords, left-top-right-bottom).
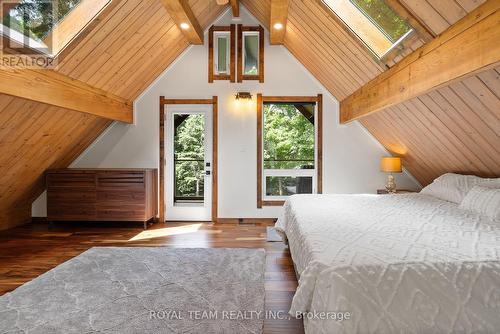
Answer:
xmin=275 ymin=193 xmax=500 ymax=334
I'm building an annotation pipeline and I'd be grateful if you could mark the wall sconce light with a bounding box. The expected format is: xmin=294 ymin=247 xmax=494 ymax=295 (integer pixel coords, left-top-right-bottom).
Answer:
xmin=235 ymin=92 xmax=252 ymax=100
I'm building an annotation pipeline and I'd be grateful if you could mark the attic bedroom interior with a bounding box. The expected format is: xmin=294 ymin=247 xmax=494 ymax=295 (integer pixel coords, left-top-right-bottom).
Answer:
xmin=0 ymin=0 xmax=499 ymax=333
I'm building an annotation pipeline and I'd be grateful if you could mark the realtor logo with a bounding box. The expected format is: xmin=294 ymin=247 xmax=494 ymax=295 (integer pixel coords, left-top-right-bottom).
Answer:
xmin=1 ymin=0 xmax=58 ymax=68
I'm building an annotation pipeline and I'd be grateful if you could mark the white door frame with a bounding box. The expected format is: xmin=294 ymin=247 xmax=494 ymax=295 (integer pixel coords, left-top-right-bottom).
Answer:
xmin=165 ymin=105 xmax=213 ymax=221
xmin=159 ymin=97 xmax=218 ymax=224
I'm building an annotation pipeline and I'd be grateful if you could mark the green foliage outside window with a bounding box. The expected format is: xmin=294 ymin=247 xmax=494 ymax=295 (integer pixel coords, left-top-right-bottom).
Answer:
xmin=264 ymin=104 xmax=315 ymax=196
xmin=350 ymin=0 xmax=411 ymax=42
xmin=172 ymin=105 xmax=315 ymax=200
xmin=174 ymin=115 xmax=205 ymax=199
xmin=263 ymin=104 xmax=315 ymax=169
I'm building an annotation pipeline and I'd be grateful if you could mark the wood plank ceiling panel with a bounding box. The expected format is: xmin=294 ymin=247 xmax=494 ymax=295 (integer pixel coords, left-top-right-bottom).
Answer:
xmin=242 ymin=0 xmax=497 ymax=187
xmin=0 ymin=0 xmax=226 ymax=230
xmin=359 ymin=0 xmax=499 ymax=186
xmin=361 ymin=67 xmax=500 ymax=185
xmin=241 ymin=0 xmax=385 ymax=100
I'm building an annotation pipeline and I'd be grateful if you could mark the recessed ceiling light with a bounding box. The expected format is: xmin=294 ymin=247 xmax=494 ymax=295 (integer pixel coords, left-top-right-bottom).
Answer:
xmin=273 ymin=22 xmax=283 ymax=30
xmin=180 ymin=22 xmax=190 ymax=30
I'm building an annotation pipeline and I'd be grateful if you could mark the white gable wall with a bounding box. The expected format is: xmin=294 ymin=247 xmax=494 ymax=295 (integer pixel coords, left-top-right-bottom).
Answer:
xmin=32 ymin=7 xmax=420 ymax=218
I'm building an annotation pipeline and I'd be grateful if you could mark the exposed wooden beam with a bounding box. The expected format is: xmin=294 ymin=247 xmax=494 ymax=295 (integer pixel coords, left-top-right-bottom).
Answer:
xmin=0 ymin=63 xmax=133 ymax=123
xmin=160 ymin=0 xmax=203 ymax=45
xmin=385 ymin=0 xmax=436 ymax=42
xmin=340 ymin=0 xmax=500 ymax=124
xmin=230 ymin=0 xmax=239 ymax=17
xmin=270 ymin=0 xmax=289 ymax=44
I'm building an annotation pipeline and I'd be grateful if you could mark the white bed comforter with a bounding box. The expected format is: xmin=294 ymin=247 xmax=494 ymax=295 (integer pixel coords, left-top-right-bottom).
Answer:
xmin=275 ymin=194 xmax=500 ymax=334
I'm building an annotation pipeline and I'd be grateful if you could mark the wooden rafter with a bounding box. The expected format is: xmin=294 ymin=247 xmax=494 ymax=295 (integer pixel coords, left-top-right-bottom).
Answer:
xmin=230 ymin=0 xmax=239 ymax=17
xmin=0 ymin=63 xmax=133 ymax=123
xmin=340 ymin=1 xmax=500 ymax=124
xmin=385 ymin=0 xmax=435 ymax=42
xmin=160 ymin=0 xmax=203 ymax=45
xmin=270 ymin=0 xmax=289 ymax=45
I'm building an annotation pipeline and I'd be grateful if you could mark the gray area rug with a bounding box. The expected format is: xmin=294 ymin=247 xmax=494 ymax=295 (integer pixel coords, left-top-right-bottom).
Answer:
xmin=0 ymin=247 xmax=265 ymax=334
xmin=266 ymin=226 xmax=282 ymax=242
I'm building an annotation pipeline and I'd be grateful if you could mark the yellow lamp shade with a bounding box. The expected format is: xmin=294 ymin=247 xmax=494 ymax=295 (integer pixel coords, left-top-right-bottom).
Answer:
xmin=380 ymin=157 xmax=402 ymax=173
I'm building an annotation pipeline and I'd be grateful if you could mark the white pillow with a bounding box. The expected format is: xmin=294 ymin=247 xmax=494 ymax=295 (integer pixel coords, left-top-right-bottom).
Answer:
xmin=420 ymin=173 xmax=500 ymax=203
xmin=459 ymin=186 xmax=500 ymax=222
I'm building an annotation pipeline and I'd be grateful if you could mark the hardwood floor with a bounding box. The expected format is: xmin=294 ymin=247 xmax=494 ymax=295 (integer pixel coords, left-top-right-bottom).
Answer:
xmin=0 ymin=221 xmax=304 ymax=334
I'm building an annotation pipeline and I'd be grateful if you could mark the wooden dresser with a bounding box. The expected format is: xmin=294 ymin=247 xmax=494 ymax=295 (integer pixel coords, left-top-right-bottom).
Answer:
xmin=46 ymin=169 xmax=157 ymax=229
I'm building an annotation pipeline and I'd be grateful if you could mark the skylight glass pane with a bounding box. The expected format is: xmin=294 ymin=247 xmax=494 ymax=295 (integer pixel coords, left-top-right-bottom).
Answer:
xmin=2 ymin=0 xmax=81 ymax=41
xmin=322 ymin=0 xmax=412 ymax=57
xmin=350 ymin=0 xmax=411 ymax=42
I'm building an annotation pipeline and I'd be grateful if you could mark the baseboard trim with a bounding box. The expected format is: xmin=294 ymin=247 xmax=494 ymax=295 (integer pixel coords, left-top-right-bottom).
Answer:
xmin=31 ymin=217 xmax=48 ymax=224
xmin=216 ymin=218 xmax=277 ymax=225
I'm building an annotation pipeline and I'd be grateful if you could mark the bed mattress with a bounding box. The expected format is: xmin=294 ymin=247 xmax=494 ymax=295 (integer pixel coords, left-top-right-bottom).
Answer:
xmin=275 ymin=193 xmax=500 ymax=334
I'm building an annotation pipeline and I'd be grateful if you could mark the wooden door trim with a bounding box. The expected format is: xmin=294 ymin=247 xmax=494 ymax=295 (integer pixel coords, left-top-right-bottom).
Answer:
xmin=316 ymin=94 xmax=323 ymax=194
xmin=159 ymin=97 xmax=218 ymax=222
xmin=257 ymin=94 xmax=323 ymax=208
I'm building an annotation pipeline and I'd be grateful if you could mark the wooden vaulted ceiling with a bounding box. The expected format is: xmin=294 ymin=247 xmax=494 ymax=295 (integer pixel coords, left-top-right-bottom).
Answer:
xmin=0 ymin=0 xmax=498 ymax=230
xmin=0 ymin=0 xmax=226 ymax=229
xmin=241 ymin=0 xmax=499 ymax=186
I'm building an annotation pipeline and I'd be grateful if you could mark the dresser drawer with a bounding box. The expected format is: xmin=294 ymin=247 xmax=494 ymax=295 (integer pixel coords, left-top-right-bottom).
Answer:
xmin=97 ymin=191 xmax=145 ymax=203
xmin=47 ymin=190 xmax=96 ymax=203
xmin=96 ymin=204 xmax=146 ymax=220
xmin=97 ymin=172 xmax=145 ymax=190
xmin=47 ymin=173 xmax=96 ymax=188
xmin=48 ymin=204 xmax=96 ymax=220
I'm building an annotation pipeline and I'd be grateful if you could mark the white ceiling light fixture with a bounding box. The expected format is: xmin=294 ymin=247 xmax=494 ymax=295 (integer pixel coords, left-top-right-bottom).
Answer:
xmin=273 ymin=22 xmax=283 ymax=30
xmin=180 ymin=22 xmax=190 ymax=30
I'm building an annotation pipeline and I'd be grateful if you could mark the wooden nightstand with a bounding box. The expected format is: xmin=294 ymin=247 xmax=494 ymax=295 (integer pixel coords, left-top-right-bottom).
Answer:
xmin=377 ymin=189 xmax=417 ymax=194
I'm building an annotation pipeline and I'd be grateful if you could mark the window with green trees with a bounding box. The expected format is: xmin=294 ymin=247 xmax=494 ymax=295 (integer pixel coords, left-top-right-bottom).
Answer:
xmin=263 ymin=103 xmax=316 ymax=198
xmin=2 ymin=0 xmax=81 ymax=41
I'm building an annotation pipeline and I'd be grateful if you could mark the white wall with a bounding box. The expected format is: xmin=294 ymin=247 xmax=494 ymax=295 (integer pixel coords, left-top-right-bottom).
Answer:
xmin=32 ymin=7 xmax=420 ymax=218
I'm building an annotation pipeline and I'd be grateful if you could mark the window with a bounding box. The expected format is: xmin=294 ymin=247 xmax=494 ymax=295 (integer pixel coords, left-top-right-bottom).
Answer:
xmin=208 ymin=25 xmax=235 ymax=82
xmin=243 ymin=32 xmax=259 ymax=75
xmin=257 ymin=95 xmax=323 ymax=206
xmin=237 ymin=25 xmax=264 ymax=83
xmin=322 ymin=0 xmax=413 ymax=58
xmin=1 ymin=0 xmax=110 ymax=56
xmin=215 ymin=34 xmax=229 ymax=74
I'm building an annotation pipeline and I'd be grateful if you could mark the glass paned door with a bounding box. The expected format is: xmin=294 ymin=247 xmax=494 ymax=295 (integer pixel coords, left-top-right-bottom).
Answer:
xmin=165 ymin=106 xmax=212 ymax=221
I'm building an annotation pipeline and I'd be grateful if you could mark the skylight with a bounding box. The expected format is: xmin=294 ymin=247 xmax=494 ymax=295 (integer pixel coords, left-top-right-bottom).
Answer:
xmin=1 ymin=0 xmax=109 ymax=57
xmin=322 ymin=0 xmax=413 ymax=58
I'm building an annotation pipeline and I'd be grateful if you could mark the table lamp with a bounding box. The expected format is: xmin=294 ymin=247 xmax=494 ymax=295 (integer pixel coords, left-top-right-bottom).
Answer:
xmin=380 ymin=157 xmax=402 ymax=193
